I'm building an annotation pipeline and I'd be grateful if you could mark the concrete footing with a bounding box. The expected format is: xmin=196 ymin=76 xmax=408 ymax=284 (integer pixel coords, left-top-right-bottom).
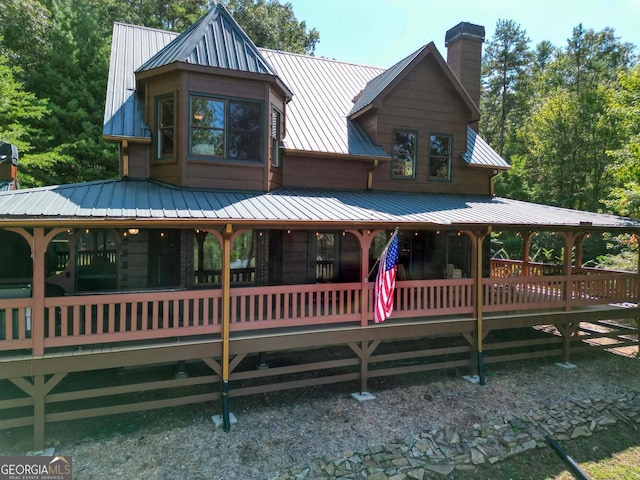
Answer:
xmin=212 ymin=412 xmax=237 ymax=428
xmin=351 ymin=392 xmax=376 ymax=402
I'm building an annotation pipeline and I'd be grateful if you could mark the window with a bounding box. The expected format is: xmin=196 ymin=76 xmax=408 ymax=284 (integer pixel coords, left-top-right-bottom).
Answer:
xmin=76 ymin=229 xmax=118 ymax=291
xmin=429 ymin=134 xmax=452 ymax=180
xmin=192 ymin=230 xmax=256 ymax=286
xmin=316 ymin=233 xmax=335 ymax=282
xmin=270 ymin=108 xmax=282 ymax=167
xmin=190 ymin=95 xmax=263 ymax=161
xmin=156 ymin=96 xmax=174 ymax=160
xmin=391 ymin=129 xmax=417 ymax=178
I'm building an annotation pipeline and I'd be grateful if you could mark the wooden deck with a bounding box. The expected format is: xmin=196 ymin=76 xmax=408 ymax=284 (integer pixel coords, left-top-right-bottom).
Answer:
xmin=0 ymin=271 xmax=638 ymax=451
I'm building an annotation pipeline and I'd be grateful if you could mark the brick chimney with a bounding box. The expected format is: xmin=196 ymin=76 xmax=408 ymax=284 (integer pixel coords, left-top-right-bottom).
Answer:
xmin=0 ymin=142 xmax=19 ymax=190
xmin=445 ymin=22 xmax=485 ymax=111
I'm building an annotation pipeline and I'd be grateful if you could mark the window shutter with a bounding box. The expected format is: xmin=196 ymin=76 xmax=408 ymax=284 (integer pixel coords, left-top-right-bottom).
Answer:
xmin=271 ymin=111 xmax=279 ymax=139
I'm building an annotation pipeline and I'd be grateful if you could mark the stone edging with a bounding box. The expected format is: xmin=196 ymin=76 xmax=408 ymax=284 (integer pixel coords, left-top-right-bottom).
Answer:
xmin=265 ymin=390 xmax=640 ymax=480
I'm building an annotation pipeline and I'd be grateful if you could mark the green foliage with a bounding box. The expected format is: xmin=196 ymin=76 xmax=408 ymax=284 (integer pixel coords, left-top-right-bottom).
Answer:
xmin=0 ymin=48 xmax=49 ymax=153
xmin=225 ymin=0 xmax=319 ymax=54
xmin=481 ymin=19 xmax=532 ymax=158
xmin=486 ymin=21 xmax=636 ymax=216
xmin=0 ymin=0 xmax=318 ymax=188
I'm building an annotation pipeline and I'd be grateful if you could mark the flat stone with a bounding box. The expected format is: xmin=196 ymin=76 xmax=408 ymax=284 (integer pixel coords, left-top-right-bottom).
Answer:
xmin=425 ymin=464 xmax=455 ymax=476
xmin=470 ymin=448 xmax=485 ymax=465
xmin=407 ymin=468 xmax=425 ymax=479
xmin=571 ymin=425 xmax=593 ymax=439
xmin=367 ymin=472 xmax=388 ymax=480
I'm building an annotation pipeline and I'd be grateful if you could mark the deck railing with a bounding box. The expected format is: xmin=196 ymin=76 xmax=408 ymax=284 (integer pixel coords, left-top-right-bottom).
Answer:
xmin=0 ymin=269 xmax=637 ymax=353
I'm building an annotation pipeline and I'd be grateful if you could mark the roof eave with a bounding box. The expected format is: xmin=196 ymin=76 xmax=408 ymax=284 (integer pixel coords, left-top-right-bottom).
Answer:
xmin=136 ymin=61 xmax=293 ymax=100
xmin=284 ymin=148 xmax=390 ymax=162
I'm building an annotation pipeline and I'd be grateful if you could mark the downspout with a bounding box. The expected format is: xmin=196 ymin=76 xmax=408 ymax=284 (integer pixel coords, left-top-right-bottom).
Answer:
xmin=122 ymin=140 xmax=129 ymax=178
xmin=221 ymin=223 xmax=232 ymax=432
xmin=367 ymin=160 xmax=379 ymax=190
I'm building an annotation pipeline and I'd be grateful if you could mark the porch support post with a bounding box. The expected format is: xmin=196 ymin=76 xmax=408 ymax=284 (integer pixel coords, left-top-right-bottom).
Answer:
xmin=522 ymin=231 xmax=531 ymax=276
xmin=474 ymin=229 xmax=489 ymax=385
xmin=221 ymin=223 xmax=232 ymax=432
xmin=7 ymin=227 xmax=64 ymax=357
xmin=349 ymin=229 xmax=379 ymax=326
xmin=560 ymin=233 xmax=578 ymax=312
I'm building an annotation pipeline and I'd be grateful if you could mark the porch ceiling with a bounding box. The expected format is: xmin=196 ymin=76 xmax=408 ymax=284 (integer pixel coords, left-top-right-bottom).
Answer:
xmin=0 ymin=179 xmax=636 ymax=231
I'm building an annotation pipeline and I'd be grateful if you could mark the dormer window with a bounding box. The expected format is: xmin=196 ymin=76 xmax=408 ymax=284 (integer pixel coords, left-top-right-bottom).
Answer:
xmin=190 ymin=94 xmax=263 ymax=162
xmin=429 ymin=134 xmax=452 ymax=180
xmin=156 ymin=96 xmax=175 ymax=160
xmin=391 ymin=129 xmax=417 ymax=179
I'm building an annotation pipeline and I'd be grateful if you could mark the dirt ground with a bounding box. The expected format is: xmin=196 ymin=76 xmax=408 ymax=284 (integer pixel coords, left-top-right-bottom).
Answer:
xmin=0 ymin=345 xmax=638 ymax=480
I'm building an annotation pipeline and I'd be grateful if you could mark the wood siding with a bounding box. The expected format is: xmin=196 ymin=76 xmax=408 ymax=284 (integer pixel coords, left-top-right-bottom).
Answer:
xmin=283 ymin=154 xmax=371 ymax=190
xmin=368 ymin=55 xmax=492 ymax=195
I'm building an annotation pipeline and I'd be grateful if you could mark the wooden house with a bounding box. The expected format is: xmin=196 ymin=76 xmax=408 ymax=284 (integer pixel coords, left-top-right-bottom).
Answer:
xmin=0 ymin=4 xmax=638 ymax=450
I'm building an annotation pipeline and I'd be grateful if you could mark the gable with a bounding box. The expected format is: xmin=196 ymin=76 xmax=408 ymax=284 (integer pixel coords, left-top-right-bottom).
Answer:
xmin=348 ymin=43 xmax=479 ymax=122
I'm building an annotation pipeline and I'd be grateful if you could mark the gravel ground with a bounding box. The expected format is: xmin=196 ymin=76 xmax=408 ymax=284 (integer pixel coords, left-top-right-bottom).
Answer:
xmin=1 ymin=350 xmax=634 ymax=479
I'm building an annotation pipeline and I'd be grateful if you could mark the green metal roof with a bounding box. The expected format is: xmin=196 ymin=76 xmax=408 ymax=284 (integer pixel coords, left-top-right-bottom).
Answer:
xmin=0 ymin=179 xmax=636 ymax=231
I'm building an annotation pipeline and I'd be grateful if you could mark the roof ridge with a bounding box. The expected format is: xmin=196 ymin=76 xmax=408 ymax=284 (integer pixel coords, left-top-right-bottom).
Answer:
xmin=260 ymin=48 xmax=386 ymax=71
xmin=113 ymin=21 xmax=179 ymax=35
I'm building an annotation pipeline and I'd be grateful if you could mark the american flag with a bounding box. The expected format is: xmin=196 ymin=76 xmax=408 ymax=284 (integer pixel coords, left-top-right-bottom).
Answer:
xmin=374 ymin=232 xmax=399 ymax=323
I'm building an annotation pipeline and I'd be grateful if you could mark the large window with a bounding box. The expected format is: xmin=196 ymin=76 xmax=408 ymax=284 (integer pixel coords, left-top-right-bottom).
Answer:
xmin=429 ymin=134 xmax=452 ymax=180
xmin=156 ymin=96 xmax=174 ymax=160
xmin=190 ymin=95 xmax=263 ymax=161
xmin=193 ymin=230 xmax=256 ymax=285
xmin=76 ymin=229 xmax=118 ymax=291
xmin=391 ymin=129 xmax=417 ymax=179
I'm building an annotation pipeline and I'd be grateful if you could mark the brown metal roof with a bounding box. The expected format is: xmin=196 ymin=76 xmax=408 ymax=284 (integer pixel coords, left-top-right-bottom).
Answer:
xmin=0 ymin=179 xmax=635 ymax=231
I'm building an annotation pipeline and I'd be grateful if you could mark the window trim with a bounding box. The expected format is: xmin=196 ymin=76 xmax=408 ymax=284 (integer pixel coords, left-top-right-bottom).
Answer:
xmin=188 ymin=93 xmax=264 ymax=163
xmin=428 ymin=133 xmax=453 ymax=181
xmin=155 ymin=94 xmax=175 ymax=161
xmin=391 ymin=128 xmax=418 ymax=180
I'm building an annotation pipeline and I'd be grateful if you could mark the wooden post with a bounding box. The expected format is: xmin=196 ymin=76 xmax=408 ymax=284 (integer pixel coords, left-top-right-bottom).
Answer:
xmin=475 ymin=230 xmax=488 ymax=385
xmin=522 ymin=231 xmax=531 ymax=276
xmin=221 ymin=224 xmax=232 ymax=432
xmin=561 ymin=233 xmax=577 ymax=312
xmin=351 ymin=229 xmax=378 ymax=327
xmin=33 ymin=375 xmax=46 ymax=451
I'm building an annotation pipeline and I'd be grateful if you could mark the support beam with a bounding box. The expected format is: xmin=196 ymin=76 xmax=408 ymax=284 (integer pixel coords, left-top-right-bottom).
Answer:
xmin=348 ymin=340 xmax=380 ymax=394
xmin=221 ymin=223 xmax=232 ymax=432
xmin=474 ymin=230 xmax=490 ymax=385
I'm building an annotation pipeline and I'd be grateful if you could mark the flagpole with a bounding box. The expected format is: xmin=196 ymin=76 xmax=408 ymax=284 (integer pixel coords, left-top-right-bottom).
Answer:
xmin=367 ymin=227 xmax=400 ymax=279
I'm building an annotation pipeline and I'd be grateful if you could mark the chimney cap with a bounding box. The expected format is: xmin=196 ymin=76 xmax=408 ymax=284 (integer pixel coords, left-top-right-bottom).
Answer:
xmin=0 ymin=141 xmax=19 ymax=166
xmin=445 ymin=22 xmax=485 ymax=46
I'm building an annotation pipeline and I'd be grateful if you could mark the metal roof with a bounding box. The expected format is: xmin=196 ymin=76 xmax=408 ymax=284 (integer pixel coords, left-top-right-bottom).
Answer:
xmin=136 ymin=4 xmax=279 ymax=78
xmin=261 ymin=50 xmax=388 ymax=157
xmin=462 ymin=127 xmax=510 ymax=169
xmin=103 ymin=23 xmax=177 ymax=139
xmin=0 ymin=179 xmax=635 ymax=230
xmin=102 ymin=20 xmax=505 ymax=166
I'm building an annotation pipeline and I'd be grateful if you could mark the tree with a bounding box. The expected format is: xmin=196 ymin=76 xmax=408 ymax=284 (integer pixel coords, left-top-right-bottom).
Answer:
xmin=0 ymin=48 xmax=49 ymax=152
xmin=225 ymin=0 xmax=319 ymax=55
xmin=481 ymin=19 xmax=531 ymax=157
xmin=606 ymin=65 xmax=640 ymax=219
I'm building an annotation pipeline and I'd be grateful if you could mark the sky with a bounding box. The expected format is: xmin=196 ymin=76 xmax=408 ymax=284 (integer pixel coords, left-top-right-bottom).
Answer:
xmin=285 ymin=0 xmax=640 ymax=68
